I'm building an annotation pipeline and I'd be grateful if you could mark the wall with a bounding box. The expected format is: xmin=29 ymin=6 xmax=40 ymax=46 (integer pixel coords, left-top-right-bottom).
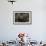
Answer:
xmin=0 ymin=0 xmax=46 ymax=41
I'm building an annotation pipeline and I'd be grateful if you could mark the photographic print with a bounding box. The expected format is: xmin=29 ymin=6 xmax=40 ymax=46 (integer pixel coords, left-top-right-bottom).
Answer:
xmin=13 ymin=11 xmax=32 ymax=25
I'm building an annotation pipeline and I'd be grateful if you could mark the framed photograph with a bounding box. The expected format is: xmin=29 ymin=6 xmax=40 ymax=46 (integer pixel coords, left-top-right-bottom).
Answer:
xmin=13 ymin=11 xmax=32 ymax=25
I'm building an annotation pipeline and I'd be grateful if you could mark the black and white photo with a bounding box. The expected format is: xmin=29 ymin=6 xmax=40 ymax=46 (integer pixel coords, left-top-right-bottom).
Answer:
xmin=13 ymin=11 xmax=32 ymax=25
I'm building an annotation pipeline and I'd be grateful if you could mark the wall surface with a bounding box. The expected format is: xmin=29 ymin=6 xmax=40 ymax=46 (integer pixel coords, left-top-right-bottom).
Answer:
xmin=0 ymin=0 xmax=46 ymax=41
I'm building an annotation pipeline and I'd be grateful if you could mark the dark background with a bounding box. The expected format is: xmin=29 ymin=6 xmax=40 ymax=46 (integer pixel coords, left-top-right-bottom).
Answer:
xmin=15 ymin=13 xmax=29 ymax=22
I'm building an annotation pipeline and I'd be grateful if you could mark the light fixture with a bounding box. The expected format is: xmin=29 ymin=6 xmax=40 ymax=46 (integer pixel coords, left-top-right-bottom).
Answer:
xmin=8 ymin=0 xmax=16 ymax=4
